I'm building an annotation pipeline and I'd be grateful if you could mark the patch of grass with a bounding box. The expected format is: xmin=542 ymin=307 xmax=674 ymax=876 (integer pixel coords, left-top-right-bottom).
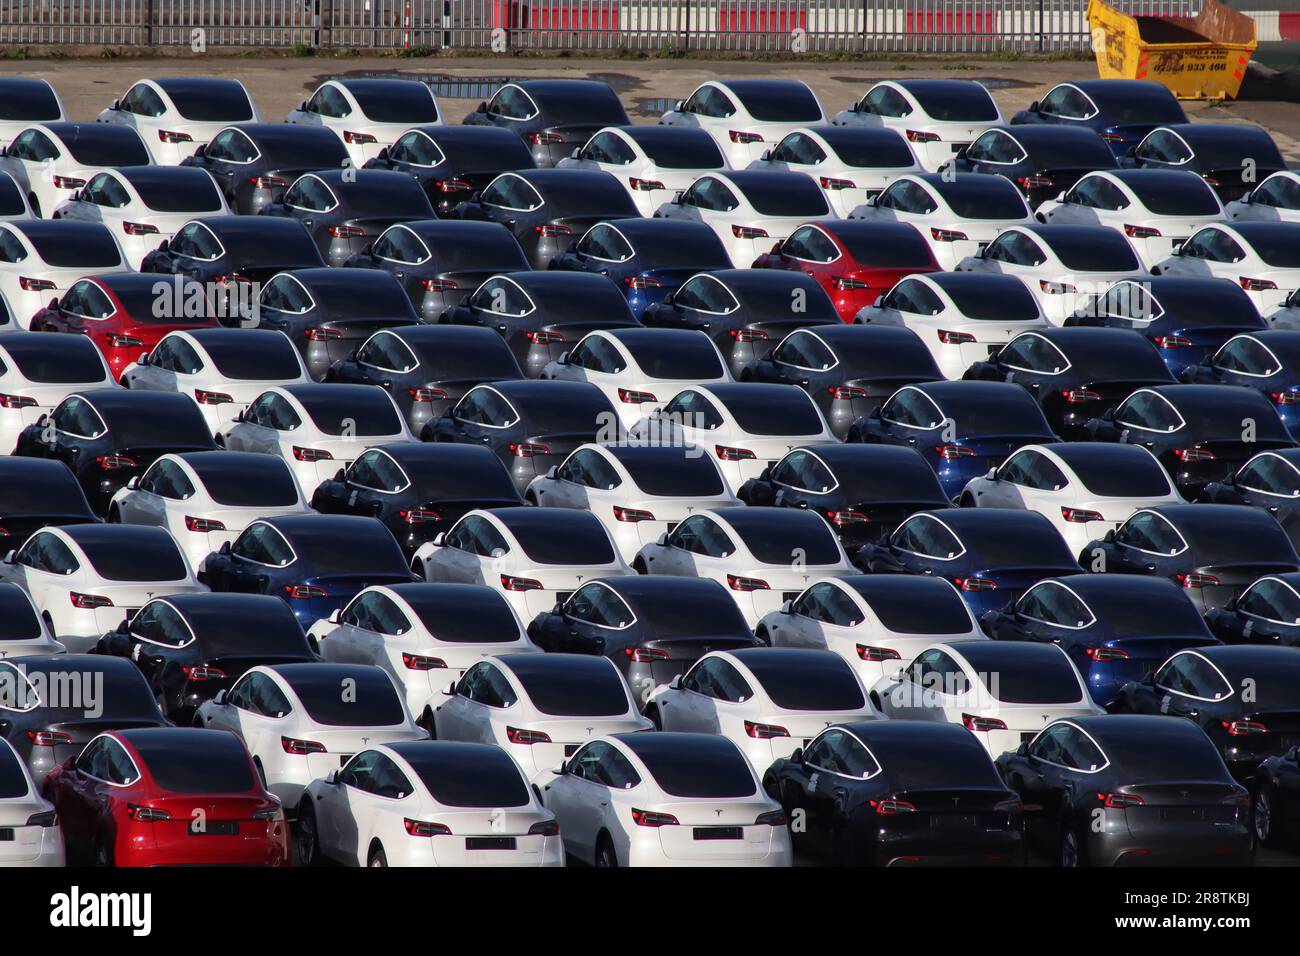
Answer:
xmin=291 ymin=41 xmax=315 ymax=57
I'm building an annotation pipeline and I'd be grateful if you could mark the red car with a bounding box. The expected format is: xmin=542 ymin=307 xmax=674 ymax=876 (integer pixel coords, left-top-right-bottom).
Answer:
xmin=29 ymin=273 xmax=219 ymax=381
xmin=751 ymin=220 xmax=940 ymax=323
xmin=45 ymin=727 xmax=288 ymax=867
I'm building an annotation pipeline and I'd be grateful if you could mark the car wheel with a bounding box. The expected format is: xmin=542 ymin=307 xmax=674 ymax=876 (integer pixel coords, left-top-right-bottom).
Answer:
xmin=754 ymin=626 xmax=771 ymax=647
xmin=419 ymin=708 xmax=437 ymax=738
xmin=831 ymin=821 xmax=862 ymax=867
xmin=645 ymin=706 xmax=662 ymax=730
xmin=632 ymin=558 xmax=647 ymax=575
xmin=297 ymin=802 xmax=322 ymax=867
xmin=191 ymin=711 xmax=205 ymax=728
xmin=411 ymin=559 xmax=425 ymax=580
xmin=1058 ymin=824 xmax=1082 ymax=868
xmin=368 ymin=843 xmax=388 ymax=867
xmin=594 ymin=833 xmax=618 ymax=868
xmin=254 ymin=758 xmax=268 ymax=789
xmin=1255 ymin=784 xmax=1284 ymax=847
xmin=93 ymin=834 xmax=114 ymax=868
xmin=524 ymin=492 xmax=537 ymax=505
xmin=959 ymin=494 xmax=976 ymax=507
xmin=27 ymin=194 xmax=40 ymax=218
xmin=107 ymin=506 xmax=121 ymax=523
xmin=762 ymin=773 xmax=781 ymax=803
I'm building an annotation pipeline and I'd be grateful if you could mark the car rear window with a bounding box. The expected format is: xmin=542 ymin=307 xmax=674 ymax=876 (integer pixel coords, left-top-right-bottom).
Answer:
xmin=203 ymin=338 xmax=303 ymax=380
xmin=1248 ymin=233 xmax=1300 ymax=269
xmin=960 ymin=523 xmax=1077 ymax=568
xmin=0 ymin=746 xmax=28 ymax=798
xmin=1105 ymin=731 xmax=1230 ymax=782
xmin=509 ymin=516 xmax=615 ymax=566
xmin=519 ymin=390 xmax=612 ymax=435
xmin=859 ymin=585 xmax=973 ymax=634
xmin=624 ymin=336 xmax=725 ymax=381
xmin=350 ymin=84 xmax=439 ymax=124
xmin=404 ymin=749 xmax=530 ymax=807
xmin=0 ymin=586 xmax=40 ymax=640
xmin=3 ymin=340 xmax=105 ymax=383
xmin=744 ymin=655 xmax=864 ymax=710
xmin=724 ymin=514 xmax=843 ymax=566
xmin=740 ymin=180 xmax=830 ymax=218
xmin=874 ymin=734 xmax=1003 ymax=788
xmin=194 ymin=459 xmax=301 ymax=507
xmin=292 ymin=525 xmax=407 ymax=575
xmin=942 ymin=280 xmax=1041 ymax=321
xmin=0 ymin=470 xmax=88 ymax=517
xmin=1043 ymin=231 xmax=1141 ymax=272
xmin=942 ymin=392 xmax=1052 ymax=436
xmin=836 ymin=228 xmax=933 ymax=268
xmin=103 ymin=399 xmax=214 ymax=448
xmin=137 ymin=737 xmax=255 ymax=793
xmin=719 ymin=390 xmax=824 ymax=436
xmin=27 ymin=231 xmax=123 ymax=269
xmin=132 ymin=176 xmax=225 ymax=213
xmin=824 ymin=133 xmax=915 ymax=169
xmin=513 ymin=666 xmax=628 ymax=716
xmin=613 ymin=448 xmax=724 ymax=497
xmin=632 ymin=740 xmax=757 ymax=798
xmin=933 ymin=180 xmax=1030 ymax=220
xmin=1066 ymin=451 xmax=1173 ymax=498
xmin=81 ymin=537 xmax=188 ymax=582
xmin=636 ymin=591 xmax=751 ymax=637
xmin=909 ymin=84 xmax=999 ymax=121
xmin=62 ymin=132 xmax=150 ymax=167
xmin=1126 ymin=176 xmax=1221 ymax=216
xmin=167 ymin=85 xmax=255 ymax=122
xmin=957 ymin=647 xmax=1082 ymax=703
xmin=733 ymin=86 xmax=823 ymax=123
xmin=1087 ymin=587 xmax=1208 ymax=637
xmin=285 ymin=669 xmax=407 ymax=726
xmin=0 ymin=85 xmax=61 ymax=121
xmin=302 ymin=393 xmax=402 ymax=436
xmin=6 ymin=663 xmax=158 ymax=719
xmin=401 ymin=589 xmax=522 ymax=643
xmin=633 ymin=133 xmax=724 ymax=170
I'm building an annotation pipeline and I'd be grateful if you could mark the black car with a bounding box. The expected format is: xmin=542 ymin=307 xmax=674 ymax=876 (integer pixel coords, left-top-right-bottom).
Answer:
xmin=1181 ymin=330 xmax=1300 ymax=440
xmin=528 ymin=576 xmax=759 ymax=692
xmin=996 ymin=715 xmax=1251 ymax=866
xmin=1011 ymin=80 xmax=1188 ymax=158
xmin=1127 ymin=124 xmax=1286 ymax=203
xmin=365 ymin=125 xmax=537 ymax=215
xmin=254 ymin=268 xmax=419 ymax=382
xmin=765 ymin=720 xmax=1024 ymax=866
xmin=181 ymin=123 xmax=351 ymax=214
xmin=746 ymin=323 xmax=943 ymax=439
xmin=740 ymin=444 xmax=949 ymax=549
xmin=261 ymin=168 xmax=436 ymax=267
xmin=1253 ymin=740 xmax=1300 ymax=847
xmin=311 ymin=443 xmax=524 ymax=559
xmin=15 ymin=389 xmax=217 ymax=514
xmin=443 ymin=271 xmax=639 ymax=378
xmin=425 ymin=380 xmax=618 ymax=493
xmin=327 ymin=323 xmax=524 ymax=431
xmin=0 ymin=457 xmax=98 ymax=541
xmin=1200 ymin=448 xmax=1300 ymax=548
xmin=94 ymin=592 xmax=317 ymax=722
xmin=642 ymin=269 xmax=842 ymax=379
xmin=344 ymin=220 xmax=531 ymax=322
xmin=1085 ymin=384 xmax=1295 ymax=497
xmin=0 ymin=654 xmax=167 ymax=786
xmin=1206 ymin=572 xmax=1300 ymax=647
xmin=1083 ymin=504 xmax=1300 ymax=613
xmin=964 ymin=327 xmax=1175 ymax=439
xmin=950 ymin=125 xmax=1118 ymax=207
xmin=1111 ymin=645 xmax=1300 ymax=780
xmin=464 ymin=80 xmax=631 ymax=168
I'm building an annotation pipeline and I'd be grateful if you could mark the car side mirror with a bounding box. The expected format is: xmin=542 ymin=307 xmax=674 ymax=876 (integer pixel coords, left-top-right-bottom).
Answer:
xmin=2 ymin=550 xmax=14 ymax=565
xmin=780 ymin=599 xmax=792 ymax=614
xmin=109 ymin=99 xmax=121 ymax=111
xmin=669 ymin=674 xmax=683 ymax=690
xmin=1171 ymin=242 xmax=1183 ymax=256
xmin=328 ymin=608 xmax=342 ymax=624
xmin=865 ymin=194 xmax=878 ymax=206
xmin=475 ymin=102 xmax=487 ymax=113
xmin=1102 ymin=407 xmax=1115 ymax=421
xmin=791 ymin=747 xmax=804 ymax=764
xmin=671 ymin=190 xmax=683 ymax=205
xmin=233 ymin=409 xmax=245 ymax=423
xmin=126 ymin=476 xmax=139 ymax=491
xmin=432 ymin=532 xmax=446 ymax=547
xmin=297 ymin=100 xmax=307 ymax=111
xmin=1016 ymin=741 xmax=1029 ymax=756
xmin=377 ymin=146 xmax=389 ymax=162
xmin=1241 ymin=190 xmax=1253 ymax=204
xmin=656 ymin=532 xmax=668 ymax=546
xmin=556 ymin=351 xmax=569 ymax=366
xmin=213 ymin=690 xmax=227 ymax=705
xmin=760 ymin=148 xmax=771 ymax=161
xmin=554 ymin=762 xmax=567 ymax=775
xmin=873 ymin=294 xmax=883 ymax=308
xmin=1103 ymin=529 xmax=1116 ymax=543
xmin=674 ymin=99 xmax=685 ymax=112
xmin=333 ymin=467 xmax=345 ymax=481
xmin=47 ymin=296 xmax=60 ymax=311
xmin=546 ymin=465 xmax=559 ymax=479
xmin=219 ymin=540 xmax=231 ymax=555
xmin=570 ymin=147 xmax=580 ymax=159
xmin=1055 ymin=190 xmax=1066 ymax=202
xmin=1125 ymin=146 xmax=1137 ymax=159
xmin=985 ymin=467 xmax=997 ymax=480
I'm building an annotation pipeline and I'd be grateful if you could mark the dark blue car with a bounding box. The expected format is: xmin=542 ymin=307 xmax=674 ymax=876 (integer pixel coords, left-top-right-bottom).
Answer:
xmin=949 ymin=125 xmax=1117 ymax=208
xmin=1205 ymin=571 xmax=1300 ymax=648
xmin=201 ymin=514 xmax=417 ymax=627
xmin=1011 ymin=80 xmax=1188 ymax=159
xmin=1180 ymin=330 xmax=1300 ymax=438
xmin=848 ymin=380 xmax=1057 ymax=500
xmin=1199 ymin=447 xmax=1300 ymax=549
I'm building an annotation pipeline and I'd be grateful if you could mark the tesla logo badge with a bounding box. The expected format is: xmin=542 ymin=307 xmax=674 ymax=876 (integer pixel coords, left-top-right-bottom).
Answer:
xmin=361 ymin=737 xmax=369 ymax=746
xmin=586 ymin=728 xmax=593 ymax=735
xmin=576 ymin=575 xmax=583 ymax=582
xmin=951 ymin=797 xmax=960 ymax=806
xmin=715 ymin=810 xmax=723 ymax=817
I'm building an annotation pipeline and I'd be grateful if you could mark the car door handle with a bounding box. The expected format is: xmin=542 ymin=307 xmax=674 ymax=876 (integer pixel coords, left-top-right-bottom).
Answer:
xmin=393 ymin=271 xmax=405 ymax=280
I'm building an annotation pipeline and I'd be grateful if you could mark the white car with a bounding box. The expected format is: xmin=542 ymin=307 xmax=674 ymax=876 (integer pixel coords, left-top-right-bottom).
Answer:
xmin=556 ymin=125 xmax=729 ymax=217
xmin=287 ymin=78 xmax=442 ymax=167
xmin=97 ymin=77 xmax=261 ymax=166
xmin=0 ymin=78 xmax=67 ymax=150
xmin=645 ymin=648 xmax=876 ymax=773
xmin=653 ymin=170 xmax=833 ymax=267
xmin=432 ymin=654 xmax=653 ymax=776
xmin=121 ymin=328 xmax=311 ymax=434
xmin=537 ymin=730 xmax=792 ymax=867
xmin=0 ymin=524 xmax=205 ymax=652
xmin=0 ymin=582 xmax=64 ymax=658
xmin=412 ymin=507 xmax=634 ymax=623
xmin=956 ymin=223 xmax=1147 ymax=324
xmin=0 ymin=737 xmax=64 ymax=867
xmin=1153 ymin=221 xmax=1300 ymax=315
xmin=310 ymin=583 xmax=540 ymax=730
xmin=525 ymin=442 xmax=739 ymax=563
xmin=849 ymin=172 xmax=1034 ymax=270
xmin=108 ymin=451 xmax=315 ymax=573
xmin=542 ymin=327 xmax=732 ymax=428
xmin=0 ymin=123 xmax=151 ymax=219
xmin=296 ymin=741 xmax=563 ymax=868
xmin=854 ymin=271 xmax=1050 ymax=380
xmin=634 ymin=507 xmax=856 ymax=629
xmin=0 ymin=220 xmax=132 ymax=329
xmin=631 ymin=382 xmax=837 ymax=495
xmin=832 ymin=79 xmax=1004 ymax=172
xmin=1225 ymin=170 xmax=1300 ymax=223
xmin=747 ymin=126 xmax=923 ymax=218
xmin=870 ymin=640 xmax=1101 ymax=756
xmin=218 ymin=383 xmax=414 ymax=499
xmin=195 ymin=662 xmax=424 ymax=808
xmin=757 ymin=575 xmax=984 ymax=684
xmin=52 ymin=166 xmax=231 ymax=268
xmin=659 ymin=80 xmax=826 ymax=168
xmin=959 ymin=442 xmax=1183 ymax=555
xmin=1035 ymin=169 xmax=1226 ymax=270
xmin=0 ymin=332 xmax=115 ymax=452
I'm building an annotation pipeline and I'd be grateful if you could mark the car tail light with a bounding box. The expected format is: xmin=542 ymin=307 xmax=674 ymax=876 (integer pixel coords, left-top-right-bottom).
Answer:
xmin=613 ymin=505 xmax=655 ymax=522
xmin=215 ymin=273 xmax=253 ymax=286
xmin=1061 ymin=389 xmax=1101 ymax=404
xmin=631 ymin=808 xmax=679 ymax=826
xmin=305 ymin=327 xmax=343 ymax=341
xmin=818 ymin=176 xmax=856 ymax=191
xmin=731 ymin=225 xmax=769 ymax=240
xmin=107 ymin=334 xmax=144 ymax=349
xmin=744 ymin=720 xmax=790 ymax=739
xmin=194 ymin=388 xmax=234 ymax=405
xmin=626 ymin=275 xmax=663 ymax=290
xmin=833 ymin=276 xmax=871 ymax=291
xmin=402 ymin=652 xmax=447 ymax=671
xmin=182 ymin=664 xmax=227 ymax=681
xmin=1060 ymin=506 xmax=1104 ymax=523
xmin=871 ymin=798 xmax=917 ymax=814
xmin=157 ymin=130 xmax=193 ymax=144
xmin=1223 ymin=719 xmax=1268 ymax=736
xmin=827 ymin=510 xmax=869 ymax=527
xmin=1038 ymin=280 xmax=1077 ymax=295
xmin=97 ymin=453 xmax=139 ymax=472
xmin=955 ymin=577 xmax=997 ymax=592
xmin=937 ymin=330 xmax=975 ymax=345
xmin=283 ymin=584 xmax=328 ymax=599
xmin=534 ymin=224 xmax=574 ymax=238
xmin=1017 ymin=175 xmax=1054 ymax=189
xmin=249 ymin=175 xmax=288 ymax=189
xmin=1152 ymin=335 xmax=1192 ymax=349
xmin=26 ymin=810 xmax=57 ymax=827
xmin=930 ymin=227 xmax=968 ymax=242
xmin=280 ymin=736 xmax=326 ymax=755
xmin=251 ymin=805 xmax=284 ymax=822
xmin=421 ymin=278 xmax=459 ymax=293
xmin=617 ymin=387 xmax=657 ymax=404
xmin=755 ymin=809 xmax=788 ymax=826
xmin=1084 ymin=646 xmax=1131 ymax=662
xmin=828 ymin=385 xmax=868 ymax=400
xmin=69 ymin=592 xmax=113 ymax=609
xmin=399 ymin=508 xmax=441 ymax=524
xmin=1174 ymin=447 xmax=1215 ymax=462
xmin=993 ymin=796 xmax=1024 ymax=815
xmin=52 ymin=175 xmax=85 ymax=189
xmin=1123 ymin=224 xmax=1161 ymax=239
xmin=404 ymin=818 xmax=452 ymax=836
xmin=434 ymin=179 xmax=472 ymax=193
xmin=727 ymin=574 xmax=770 ymax=592
xmin=123 ymin=221 xmax=160 ymax=236
xmin=962 ymin=713 xmax=1008 ymax=732
xmin=1176 ymin=572 xmax=1221 ymax=589
xmin=500 ymin=574 xmax=543 ymax=591
xmin=528 ymin=132 xmax=565 ymax=146
xmin=1099 ymin=131 xmax=1125 ymax=143
xmin=1240 ymin=277 xmax=1278 ymax=292
xmin=408 ymin=387 xmax=449 ymax=403
xmin=328 ymin=225 xmax=365 ymax=239
xmin=856 ymin=644 xmax=901 ymax=662
xmin=0 ymin=394 xmax=37 ymax=409
xmin=525 ymin=330 xmax=565 ymax=345
xmin=508 ymin=441 xmax=550 ymax=458
xmin=126 ymin=803 xmax=172 ymax=822
xmin=625 ymin=646 xmax=669 ymax=662
xmin=715 ymin=445 xmax=756 ymax=462
xmin=18 ymin=277 xmax=55 ymax=292
xmin=27 ymin=730 xmax=72 ymax=747
xmin=728 ymin=131 xmax=764 ymax=144
xmin=342 ymin=131 xmax=378 ymax=145
xmin=935 ymin=444 xmax=975 ymax=459
xmin=1273 ymin=390 xmax=1300 ymax=406
xmin=1099 ymin=792 xmax=1144 ymax=808
xmin=729 ymin=328 xmax=768 ymax=342
xmin=629 ymin=177 xmax=665 ymax=191
xmin=506 ymin=726 xmax=552 ymax=745
xmin=292 ymin=446 xmax=333 ymax=462
xmin=528 ymin=819 xmax=561 ymax=836
xmin=184 ymin=515 xmax=226 ymax=533
xmin=905 ymin=130 xmax=939 ymax=144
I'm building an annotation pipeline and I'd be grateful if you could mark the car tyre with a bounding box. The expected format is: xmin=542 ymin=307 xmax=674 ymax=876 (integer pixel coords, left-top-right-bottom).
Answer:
xmin=368 ymin=842 xmax=388 ymax=867
xmin=1058 ymin=823 xmax=1084 ymax=868
xmin=297 ymin=802 xmax=323 ymax=867
xmin=594 ymin=833 xmax=618 ymax=868
xmin=1255 ymin=783 xmax=1285 ymax=847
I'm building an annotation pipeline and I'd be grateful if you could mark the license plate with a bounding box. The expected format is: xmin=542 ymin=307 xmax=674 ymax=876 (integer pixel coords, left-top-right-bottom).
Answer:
xmin=933 ymin=813 xmax=977 ymax=828
xmin=693 ymin=826 xmax=743 ymax=840
xmin=564 ymin=744 xmax=579 ymax=757
xmin=1161 ymin=807 xmax=1204 ymax=822
xmin=466 ymin=836 xmax=516 ymax=850
xmin=190 ymin=820 xmax=238 ymax=836
xmin=339 ymin=754 xmax=353 ymax=767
